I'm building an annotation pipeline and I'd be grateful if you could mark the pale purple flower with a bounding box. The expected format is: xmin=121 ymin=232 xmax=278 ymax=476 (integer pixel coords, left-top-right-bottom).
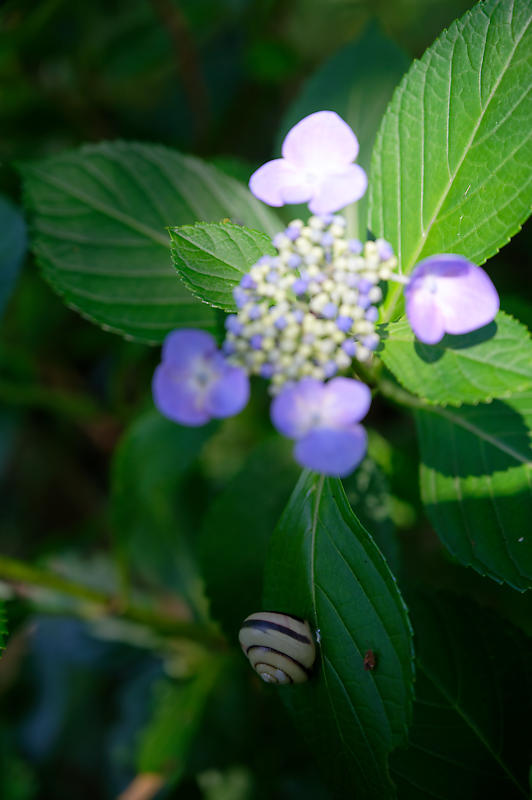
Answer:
xmin=271 ymin=377 xmax=371 ymax=477
xmin=249 ymin=111 xmax=368 ymax=215
xmin=153 ymin=329 xmax=249 ymax=426
xmin=405 ymin=255 xmax=499 ymax=345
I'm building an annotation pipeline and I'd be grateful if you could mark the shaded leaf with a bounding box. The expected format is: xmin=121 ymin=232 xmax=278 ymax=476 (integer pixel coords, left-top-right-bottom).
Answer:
xmin=392 ymin=593 xmax=532 ymax=799
xmin=263 ymin=473 xmax=414 ymax=798
xmin=110 ymin=410 xmax=214 ymax=594
xmin=199 ymin=437 xmax=299 ymax=640
xmin=369 ymin=0 xmax=532 ymax=319
xmin=137 ymin=659 xmax=223 ymax=782
xmin=380 ymin=311 xmax=532 ymax=406
xmin=279 ymin=23 xmax=409 ymax=236
xmin=416 ymin=390 xmax=532 ymax=590
xmin=170 ymin=222 xmax=275 ymax=312
xmin=19 ymin=142 xmax=282 ymax=343
xmin=342 ymin=456 xmax=401 ymax=573
xmin=0 ymin=196 xmax=27 ymax=318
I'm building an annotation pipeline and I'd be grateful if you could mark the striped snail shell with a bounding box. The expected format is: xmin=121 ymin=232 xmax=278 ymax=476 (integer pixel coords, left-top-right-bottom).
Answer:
xmin=238 ymin=611 xmax=316 ymax=685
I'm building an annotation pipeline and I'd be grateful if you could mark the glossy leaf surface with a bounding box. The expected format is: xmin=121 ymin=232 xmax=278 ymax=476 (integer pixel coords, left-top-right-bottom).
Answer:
xmin=263 ymin=473 xmax=414 ymax=798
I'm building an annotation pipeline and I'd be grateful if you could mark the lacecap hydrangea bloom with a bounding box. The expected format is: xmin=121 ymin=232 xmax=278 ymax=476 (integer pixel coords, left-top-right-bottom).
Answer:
xmin=153 ymin=110 xmax=499 ymax=477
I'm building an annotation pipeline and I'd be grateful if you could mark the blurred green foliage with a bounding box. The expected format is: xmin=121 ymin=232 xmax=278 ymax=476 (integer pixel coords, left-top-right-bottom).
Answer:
xmin=1 ymin=0 xmax=531 ymax=798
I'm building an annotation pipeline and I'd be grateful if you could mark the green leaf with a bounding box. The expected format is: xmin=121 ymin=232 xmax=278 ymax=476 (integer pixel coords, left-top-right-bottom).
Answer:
xmin=19 ymin=142 xmax=282 ymax=343
xmin=416 ymin=390 xmax=532 ymax=590
xmin=380 ymin=311 xmax=532 ymax=406
xmin=199 ymin=437 xmax=299 ymax=640
xmin=137 ymin=659 xmax=223 ymax=782
xmin=170 ymin=222 xmax=276 ymax=311
xmin=0 ymin=196 xmax=27 ymax=318
xmin=110 ymin=409 xmax=214 ymax=594
xmin=392 ymin=593 xmax=532 ymax=799
xmin=279 ymin=23 xmax=409 ymax=236
xmin=263 ymin=473 xmax=414 ymax=798
xmin=369 ymin=0 xmax=532 ymax=319
xmin=0 ymin=601 xmax=6 ymax=656
xmin=342 ymin=456 xmax=401 ymax=574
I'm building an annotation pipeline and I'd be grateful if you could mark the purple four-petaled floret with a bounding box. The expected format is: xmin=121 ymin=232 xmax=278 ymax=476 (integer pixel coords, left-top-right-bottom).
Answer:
xmin=153 ymin=330 xmax=249 ymax=426
xmin=270 ymin=377 xmax=371 ymax=477
xmin=405 ymin=254 xmax=499 ymax=344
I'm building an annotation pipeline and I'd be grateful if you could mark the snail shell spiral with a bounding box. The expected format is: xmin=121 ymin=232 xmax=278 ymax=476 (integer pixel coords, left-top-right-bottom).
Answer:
xmin=238 ymin=611 xmax=316 ymax=685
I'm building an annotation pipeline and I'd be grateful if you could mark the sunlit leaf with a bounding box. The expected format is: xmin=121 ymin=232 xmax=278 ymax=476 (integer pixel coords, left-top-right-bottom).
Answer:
xmin=370 ymin=0 xmax=532 ymax=319
xmin=416 ymin=390 xmax=532 ymax=590
xmin=170 ymin=222 xmax=275 ymax=311
xmin=380 ymin=312 xmax=532 ymax=406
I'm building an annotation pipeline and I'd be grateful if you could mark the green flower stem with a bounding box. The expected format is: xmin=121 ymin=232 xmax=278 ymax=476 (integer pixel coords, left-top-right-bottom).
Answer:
xmin=0 ymin=554 xmax=226 ymax=649
xmin=378 ymin=378 xmax=425 ymax=410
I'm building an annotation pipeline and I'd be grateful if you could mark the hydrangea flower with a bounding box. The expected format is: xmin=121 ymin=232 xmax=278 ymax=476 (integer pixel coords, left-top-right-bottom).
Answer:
xmin=153 ymin=329 xmax=249 ymax=426
xmin=153 ymin=111 xmax=503 ymax=479
xmin=249 ymin=111 xmax=367 ymax=214
xmin=223 ymin=213 xmax=396 ymax=392
xmin=405 ymin=255 xmax=499 ymax=344
xmin=271 ymin=377 xmax=371 ymax=477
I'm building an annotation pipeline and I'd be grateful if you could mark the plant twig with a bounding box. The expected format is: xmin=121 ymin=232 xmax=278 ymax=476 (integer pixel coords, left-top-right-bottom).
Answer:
xmin=0 ymin=554 xmax=226 ymax=649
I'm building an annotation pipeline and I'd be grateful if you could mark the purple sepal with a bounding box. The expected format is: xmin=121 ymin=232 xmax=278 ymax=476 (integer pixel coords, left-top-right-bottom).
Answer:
xmin=249 ymin=111 xmax=367 ymax=214
xmin=153 ymin=329 xmax=250 ymax=427
xmin=240 ymin=274 xmax=256 ymax=290
xmin=270 ymin=377 xmax=371 ymax=475
xmin=348 ymin=238 xmax=363 ymax=254
xmin=336 ymin=315 xmax=353 ymax=332
xmin=376 ymin=239 xmax=393 ymax=260
xmin=294 ymin=425 xmax=367 ymax=477
xmin=405 ymin=254 xmax=499 ymax=344
xmin=322 ymin=302 xmax=338 ymax=319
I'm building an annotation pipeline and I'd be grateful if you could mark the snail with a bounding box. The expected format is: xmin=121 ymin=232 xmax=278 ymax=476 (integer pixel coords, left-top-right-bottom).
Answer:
xmin=238 ymin=611 xmax=316 ymax=684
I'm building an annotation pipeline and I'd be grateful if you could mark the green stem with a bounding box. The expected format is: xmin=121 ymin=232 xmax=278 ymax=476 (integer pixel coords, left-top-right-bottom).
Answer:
xmin=377 ymin=378 xmax=425 ymax=410
xmin=0 ymin=554 xmax=226 ymax=649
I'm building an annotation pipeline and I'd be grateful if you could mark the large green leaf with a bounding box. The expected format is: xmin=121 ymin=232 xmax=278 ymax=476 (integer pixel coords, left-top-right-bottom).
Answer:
xmin=380 ymin=311 xmax=532 ymax=406
xmin=170 ymin=222 xmax=275 ymax=312
xmin=199 ymin=437 xmax=299 ymax=640
xmin=263 ymin=473 xmax=414 ymax=798
xmin=19 ymin=142 xmax=282 ymax=343
xmin=0 ymin=195 xmax=27 ymax=318
xmin=279 ymin=23 xmax=409 ymax=237
xmin=392 ymin=594 xmax=532 ymax=799
xmin=416 ymin=390 xmax=532 ymax=590
xmin=369 ymin=0 xmax=532 ymax=320
xmin=110 ymin=410 xmax=214 ymax=595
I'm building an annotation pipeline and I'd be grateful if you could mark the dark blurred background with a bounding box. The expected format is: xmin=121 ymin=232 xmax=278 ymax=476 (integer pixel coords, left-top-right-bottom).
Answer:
xmin=1 ymin=1 xmax=530 ymax=798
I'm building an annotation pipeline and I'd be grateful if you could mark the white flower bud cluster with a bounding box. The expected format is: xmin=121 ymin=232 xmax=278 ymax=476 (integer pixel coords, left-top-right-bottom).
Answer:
xmin=223 ymin=214 xmax=398 ymax=393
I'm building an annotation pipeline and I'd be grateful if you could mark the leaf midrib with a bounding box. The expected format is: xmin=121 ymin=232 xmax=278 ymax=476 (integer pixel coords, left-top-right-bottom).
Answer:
xmin=409 ymin=0 xmax=531 ymax=272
